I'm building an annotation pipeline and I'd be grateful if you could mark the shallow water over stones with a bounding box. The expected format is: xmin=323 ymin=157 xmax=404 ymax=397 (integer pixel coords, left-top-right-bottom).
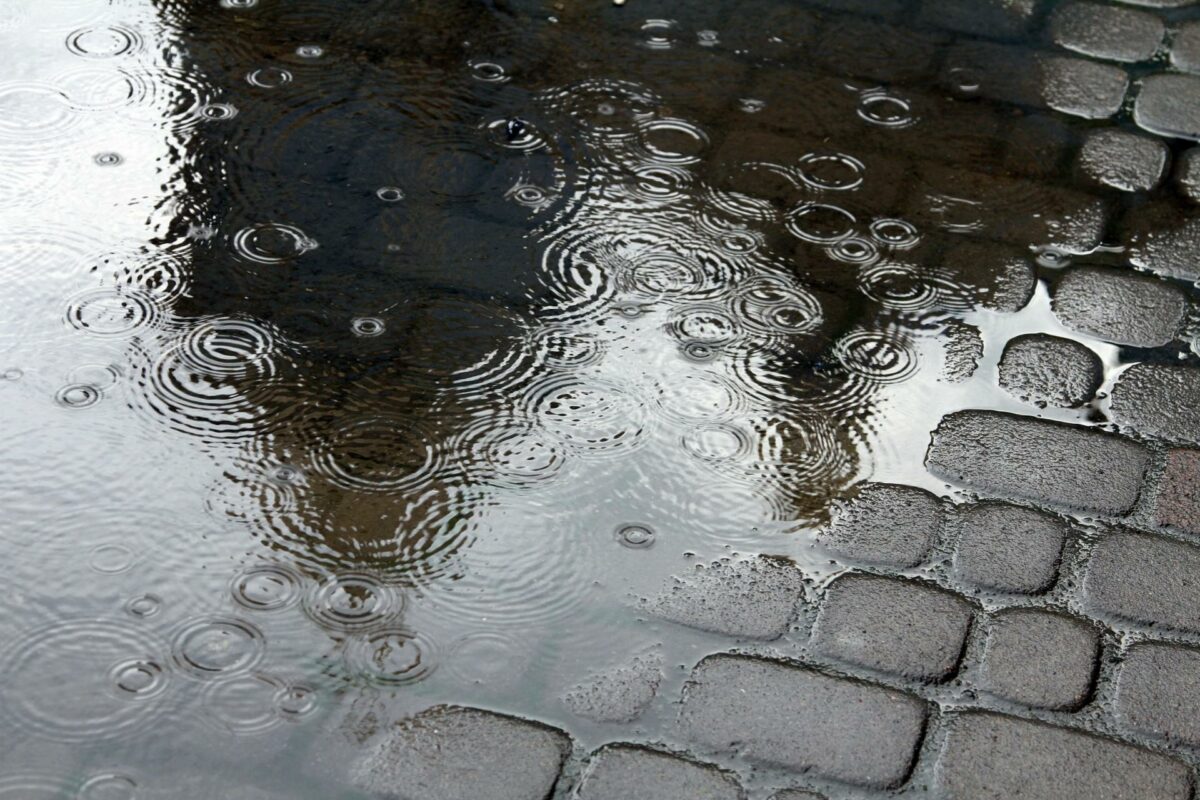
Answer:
xmin=4 ymin=0 xmax=1200 ymax=797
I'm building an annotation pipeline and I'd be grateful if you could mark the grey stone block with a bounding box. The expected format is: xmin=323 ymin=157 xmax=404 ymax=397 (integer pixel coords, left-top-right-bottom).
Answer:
xmin=953 ymin=502 xmax=1066 ymax=594
xmin=1111 ymin=364 xmax=1200 ymax=444
xmin=563 ymin=650 xmax=661 ymax=723
xmin=997 ymin=334 xmax=1102 ymax=408
xmin=1126 ymin=206 xmax=1200 ymax=280
xmin=678 ymin=654 xmax=927 ymax=789
xmin=1050 ymin=2 xmax=1164 ymax=62
xmin=812 ymin=574 xmax=973 ymax=682
xmin=1171 ymin=20 xmax=1200 ymax=73
xmin=1153 ymin=449 xmax=1200 ymax=535
xmin=1085 ymin=529 xmax=1200 ymax=632
xmin=981 ymin=609 xmax=1099 ymax=710
xmin=574 ymin=745 xmax=743 ymax=800
xmin=934 ymin=712 xmax=1192 ymax=800
xmin=926 ymin=410 xmax=1150 ymax=515
xmin=819 ymin=482 xmax=944 ymax=568
xmin=354 ymin=706 xmax=571 ymax=800
xmin=1038 ymin=56 xmax=1130 ymax=120
xmin=769 ymin=792 xmax=824 ymax=800
xmin=1176 ymin=147 xmax=1200 ymax=203
xmin=1078 ymin=129 xmax=1167 ymax=192
xmin=641 ymin=557 xmax=804 ymax=640
xmin=1115 ymin=642 xmax=1200 ymax=747
xmin=1135 ymin=74 xmax=1200 ymax=140
xmin=921 ymin=0 xmax=1036 ymax=39
xmin=1053 ymin=267 xmax=1186 ymax=347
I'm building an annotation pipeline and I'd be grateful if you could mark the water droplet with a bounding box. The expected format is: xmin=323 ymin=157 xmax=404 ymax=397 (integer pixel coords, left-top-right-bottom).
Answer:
xmin=79 ymin=772 xmax=137 ymax=800
xmin=869 ymin=218 xmax=920 ymax=248
xmin=858 ymin=91 xmax=914 ymax=128
xmin=796 ymin=152 xmax=865 ymax=191
xmin=171 ymin=617 xmax=266 ymax=677
xmin=304 ymin=573 xmax=404 ymax=632
xmin=3 ymin=367 xmax=22 ymax=381
xmin=65 ymin=26 xmax=141 ymax=59
xmin=56 ymin=383 xmax=101 ymax=409
xmin=616 ymin=523 xmax=655 ymax=548
xmin=296 ymin=44 xmax=324 ymax=58
xmin=90 ymin=543 xmax=136 ymax=574
xmin=220 ymin=0 xmax=258 ymax=7
xmin=199 ymin=102 xmax=237 ymax=121
xmin=640 ymin=19 xmax=677 ymax=50
xmin=739 ymin=98 xmax=766 ymax=113
xmin=785 ymin=202 xmax=856 ymax=244
xmin=1035 ymin=247 xmax=1071 ymax=268
xmin=350 ymin=317 xmax=385 ymax=337
xmin=93 ymin=152 xmax=122 ymax=166
xmin=345 ymin=628 xmax=436 ymax=686
xmin=274 ymin=682 xmax=318 ymax=718
xmin=232 ymin=223 xmax=317 ymax=263
xmin=469 ymin=60 xmax=509 ymax=83
xmin=109 ymin=659 xmax=166 ymax=697
xmin=697 ymin=29 xmax=719 ymax=47
xmin=232 ymin=564 xmax=304 ymax=612
xmin=246 ymin=66 xmax=292 ymax=88
xmin=124 ymin=593 xmax=161 ymax=619
xmin=375 ymin=186 xmax=404 ymax=202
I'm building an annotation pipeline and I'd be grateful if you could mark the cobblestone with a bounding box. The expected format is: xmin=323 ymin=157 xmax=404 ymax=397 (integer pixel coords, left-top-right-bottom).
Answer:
xmin=642 ymin=556 xmax=804 ymax=640
xmin=678 ymin=654 xmax=927 ymax=789
xmin=1176 ymin=147 xmax=1200 ymax=203
xmin=563 ymin=650 xmax=661 ymax=723
xmin=952 ymin=502 xmax=1066 ymax=594
xmin=353 ymin=706 xmax=571 ymax=800
xmin=934 ymin=712 xmax=1192 ymax=800
xmin=575 ymin=745 xmax=743 ymax=800
xmin=768 ymin=791 xmax=824 ymax=800
xmin=926 ymin=410 xmax=1150 ymax=515
xmin=1111 ymin=363 xmax=1200 ymax=445
xmin=819 ymin=482 xmax=943 ymax=568
xmin=1084 ymin=528 xmax=1200 ymax=633
xmin=1135 ymin=73 xmax=1200 ymax=140
xmin=1077 ymin=129 xmax=1167 ymax=192
xmin=981 ymin=608 xmax=1099 ymax=710
xmin=1115 ymin=642 xmax=1200 ymax=748
xmin=812 ymin=573 xmax=973 ymax=682
xmin=1050 ymin=2 xmax=1164 ymax=63
xmin=997 ymin=333 xmax=1102 ymax=407
xmin=1153 ymin=448 xmax=1200 ymax=536
xmin=1052 ymin=266 xmax=1186 ymax=347
xmin=1170 ymin=20 xmax=1200 ymax=74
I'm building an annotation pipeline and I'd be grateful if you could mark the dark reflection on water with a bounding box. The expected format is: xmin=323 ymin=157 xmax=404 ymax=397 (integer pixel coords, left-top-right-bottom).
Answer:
xmin=3 ymin=0 xmax=1199 ymax=795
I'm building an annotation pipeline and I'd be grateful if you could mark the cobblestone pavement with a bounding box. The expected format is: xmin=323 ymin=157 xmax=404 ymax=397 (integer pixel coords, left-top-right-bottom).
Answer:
xmin=7 ymin=0 xmax=1200 ymax=797
xmin=338 ymin=0 xmax=1200 ymax=797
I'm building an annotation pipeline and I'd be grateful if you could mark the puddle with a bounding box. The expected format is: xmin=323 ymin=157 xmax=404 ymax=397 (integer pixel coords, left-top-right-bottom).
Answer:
xmin=3 ymin=0 xmax=1200 ymax=796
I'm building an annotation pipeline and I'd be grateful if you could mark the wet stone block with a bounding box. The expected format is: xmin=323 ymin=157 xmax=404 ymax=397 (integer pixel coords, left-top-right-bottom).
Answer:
xmin=928 ymin=239 xmax=1037 ymax=312
xmin=575 ymin=745 xmax=743 ymax=800
xmin=1037 ymin=56 xmax=1130 ymax=120
xmin=1111 ymin=364 xmax=1200 ymax=444
xmin=819 ymin=482 xmax=944 ymax=568
xmin=1052 ymin=267 xmax=1186 ymax=348
xmin=926 ymin=410 xmax=1150 ymax=515
xmin=678 ymin=654 xmax=927 ymax=789
xmin=1115 ymin=642 xmax=1200 ymax=747
xmin=770 ymin=792 xmax=824 ymax=800
xmin=1176 ymin=147 xmax=1200 ymax=203
xmin=1084 ymin=529 xmax=1200 ymax=633
xmin=812 ymin=574 xmax=973 ymax=682
xmin=1153 ymin=449 xmax=1200 ymax=536
xmin=921 ymin=0 xmax=1037 ymax=39
xmin=1050 ymin=2 xmax=1164 ymax=63
xmin=981 ymin=609 xmax=1099 ymax=710
xmin=1125 ymin=205 xmax=1200 ymax=280
xmin=563 ymin=650 xmax=661 ymax=723
xmin=952 ymin=502 xmax=1066 ymax=595
xmin=642 ymin=556 xmax=804 ymax=640
xmin=353 ymin=706 xmax=571 ymax=800
xmin=1135 ymin=74 xmax=1200 ymax=140
xmin=1172 ymin=20 xmax=1200 ymax=74
xmin=1077 ymin=129 xmax=1167 ymax=192
xmin=811 ymin=17 xmax=948 ymax=85
xmin=934 ymin=712 xmax=1192 ymax=800
xmin=997 ymin=333 xmax=1102 ymax=408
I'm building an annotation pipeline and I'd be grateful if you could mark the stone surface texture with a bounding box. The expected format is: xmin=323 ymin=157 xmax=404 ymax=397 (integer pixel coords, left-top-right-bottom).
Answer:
xmin=1135 ymin=73 xmax=1200 ymax=140
xmin=926 ymin=410 xmax=1150 ymax=514
xmin=935 ymin=712 xmax=1192 ymax=800
xmin=1154 ymin=448 xmax=1200 ymax=536
xmin=678 ymin=654 xmax=927 ymax=789
xmin=953 ymin=502 xmax=1066 ymax=594
xmin=981 ymin=608 xmax=1099 ymax=710
xmin=1053 ymin=266 xmax=1186 ymax=347
xmin=1111 ymin=364 xmax=1200 ymax=444
xmin=575 ymin=745 xmax=743 ymax=800
xmin=1077 ymin=128 xmax=1167 ymax=191
xmin=1050 ymin=1 xmax=1164 ymax=62
xmin=563 ymin=650 xmax=662 ymax=723
xmin=997 ymin=333 xmax=1102 ymax=407
xmin=819 ymin=482 xmax=943 ymax=567
xmin=812 ymin=574 xmax=973 ymax=682
xmin=642 ymin=556 xmax=804 ymax=640
xmin=354 ymin=706 xmax=571 ymax=800
xmin=1084 ymin=529 xmax=1200 ymax=633
xmin=1115 ymin=642 xmax=1200 ymax=747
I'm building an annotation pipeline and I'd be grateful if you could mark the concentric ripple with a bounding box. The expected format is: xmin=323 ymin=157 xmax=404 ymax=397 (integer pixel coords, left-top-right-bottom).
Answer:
xmin=231 ymin=563 xmax=306 ymax=612
xmin=342 ymin=627 xmax=437 ymax=686
xmin=64 ymin=287 xmax=162 ymax=337
xmin=522 ymin=373 xmax=649 ymax=457
xmin=833 ymin=329 xmax=920 ymax=384
xmin=0 ymin=619 xmax=171 ymax=742
xmin=171 ymin=616 xmax=266 ymax=678
xmin=303 ymin=572 xmax=405 ymax=633
xmin=310 ymin=414 xmax=438 ymax=493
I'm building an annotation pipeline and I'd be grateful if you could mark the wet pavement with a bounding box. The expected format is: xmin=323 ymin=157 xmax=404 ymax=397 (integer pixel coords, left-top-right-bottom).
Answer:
xmin=4 ymin=0 xmax=1200 ymax=797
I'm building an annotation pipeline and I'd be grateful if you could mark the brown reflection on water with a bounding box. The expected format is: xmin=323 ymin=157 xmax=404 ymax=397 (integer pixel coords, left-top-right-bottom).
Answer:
xmin=0 ymin=0 xmax=1151 ymax=793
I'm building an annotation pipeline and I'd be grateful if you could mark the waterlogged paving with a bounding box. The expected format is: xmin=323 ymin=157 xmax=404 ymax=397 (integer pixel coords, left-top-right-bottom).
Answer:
xmin=6 ymin=0 xmax=1200 ymax=797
